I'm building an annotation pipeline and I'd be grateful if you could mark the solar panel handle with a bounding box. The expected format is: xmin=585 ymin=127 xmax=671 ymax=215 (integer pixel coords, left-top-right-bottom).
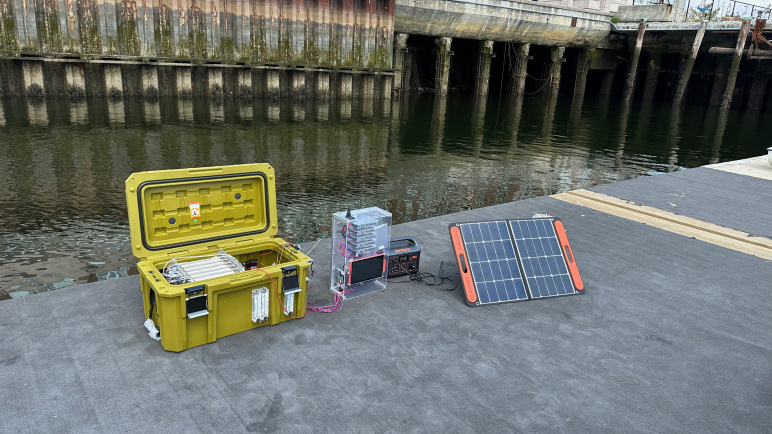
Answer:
xmin=458 ymin=254 xmax=467 ymax=273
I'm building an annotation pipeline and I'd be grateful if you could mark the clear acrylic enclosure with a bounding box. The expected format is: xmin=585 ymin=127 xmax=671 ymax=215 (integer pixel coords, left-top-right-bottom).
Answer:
xmin=330 ymin=207 xmax=392 ymax=299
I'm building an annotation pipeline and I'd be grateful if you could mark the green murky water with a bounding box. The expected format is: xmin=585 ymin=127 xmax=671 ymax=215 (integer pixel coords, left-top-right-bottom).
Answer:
xmin=0 ymin=94 xmax=767 ymax=297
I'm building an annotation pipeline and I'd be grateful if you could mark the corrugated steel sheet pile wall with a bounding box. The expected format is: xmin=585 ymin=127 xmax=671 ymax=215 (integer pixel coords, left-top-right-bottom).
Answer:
xmin=0 ymin=0 xmax=394 ymax=69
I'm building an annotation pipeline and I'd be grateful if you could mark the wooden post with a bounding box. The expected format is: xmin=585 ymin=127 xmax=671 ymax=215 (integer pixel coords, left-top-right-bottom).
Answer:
xmin=475 ymin=40 xmax=494 ymax=99
xmin=394 ymin=33 xmax=408 ymax=95
xmin=642 ymin=51 xmax=662 ymax=101
xmin=548 ymin=46 xmax=566 ymax=96
xmin=720 ymin=19 xmax=751 ymax=111
xmin=623 ymin=19 xmax=647 ymax=102
xmin=435 ymin=37 xmax=452 ymax=98
xmin=673 ymin=20 xmax=708 ymax=106
xmin=746 ymin=62 xmax=768 ymax=111
xmin=511 ymin=43 xmax=530 ymax=97
xmin=573 ymin=49 xmax=593 ymax=98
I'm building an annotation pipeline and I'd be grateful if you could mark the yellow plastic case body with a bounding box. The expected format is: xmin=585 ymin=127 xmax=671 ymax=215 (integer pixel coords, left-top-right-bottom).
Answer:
xmin=125 ymin=164 xmax=310 ymax=352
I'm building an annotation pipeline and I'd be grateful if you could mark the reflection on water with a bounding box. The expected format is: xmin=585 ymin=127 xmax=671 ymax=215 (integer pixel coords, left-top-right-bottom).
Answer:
xmin=0 ymin=94 xmax=767 ymax=298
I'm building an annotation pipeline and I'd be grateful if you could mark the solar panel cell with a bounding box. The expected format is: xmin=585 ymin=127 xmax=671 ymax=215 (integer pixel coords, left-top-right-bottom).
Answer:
xmin=450 ymin=217 xmax=582 ymax=307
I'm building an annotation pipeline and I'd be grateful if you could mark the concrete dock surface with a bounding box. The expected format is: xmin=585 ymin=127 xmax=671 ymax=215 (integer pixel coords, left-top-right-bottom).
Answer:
xmin=1 ymin=157 xmax=770 ymax=432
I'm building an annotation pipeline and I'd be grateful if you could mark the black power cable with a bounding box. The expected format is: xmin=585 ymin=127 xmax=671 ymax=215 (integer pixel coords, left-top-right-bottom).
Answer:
xmin=390 ymin=261 xmax=459 ymax=291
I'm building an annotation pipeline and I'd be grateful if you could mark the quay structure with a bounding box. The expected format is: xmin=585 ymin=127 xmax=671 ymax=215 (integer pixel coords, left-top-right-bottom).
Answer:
xmin=0 ymin=0 xmax=770 ymax=111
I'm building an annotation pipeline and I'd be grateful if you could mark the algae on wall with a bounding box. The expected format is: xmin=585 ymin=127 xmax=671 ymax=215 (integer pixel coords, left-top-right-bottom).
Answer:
xmin=0 ymin=0 xmax=19 ymax=55
xmin=117 ymin=0 xmax=140 ymax=56
xmin=77 ymin=0 xmax=101 ymax=54
xmin=35 ymin=0 xmax=63 ymax=52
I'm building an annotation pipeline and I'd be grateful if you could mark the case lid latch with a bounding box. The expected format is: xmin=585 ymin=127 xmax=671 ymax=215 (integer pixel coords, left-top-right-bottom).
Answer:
xmin=281 ymin=266 xmax=301 ymax=295
xmin=184 ymin=284 xmax=209 ymax=319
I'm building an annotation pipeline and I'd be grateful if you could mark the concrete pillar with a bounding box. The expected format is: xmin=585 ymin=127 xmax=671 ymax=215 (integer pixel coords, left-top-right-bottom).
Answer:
xmin=720 ymin=19 xmax=751 ymax=111
xmin=340 ymin=99 xmax=352 ymax=120
xmin=266 ymin=70 xmax=281 ymax=100
xmin=548 ymin=46 xmax=565 ymax=96
xmin=435 ymin=37 xmax=452 ymax=98
xmin=21 ymin=60 xmax=45 ymax=98
xmin=709 ymin=56 xmax=730 ymax=107
xmin=475 ymin=40 xmax=494 ymax=99
xmin=381 ymin=75 xmax=393 ymax=99
xmin=105 ymin=64 xmax=124 ymax=100
xmin=176 ymin=66 xmax=192 ymax=98
xmin=511 ymin=43 xmax=530 ymax=97
xmin=430 ymin=96 xmax=447 ymax=152
xmin=600 ymin=70 xmax=614 ymax=96
xmin=362 ymin=75 xmax=375 ymax=99
xmin=574 ymin=49 xmax=593 ymax=98
xmin=747 ymin=64 xmax=768 ymax=111
xmin=316 ymin=72 xmax=330 ymax=99
xmin=291 ymin=70 xmax=306 ymax=100
xmin=673 ymin=20 xmax=708 ymax=106
xmin=623 ymin=20 xmax=647 ymax=102
xmin=141 ymin=65 xmax=159 ymax=99
xmin=178 ymin=99 xmax=193 ymax=122
xmin=340 ymin=73 xmax=353 ymax=99
xmin=239 ymin=68 xmax=253 ymax=100
xmin=65 ymin=63 xmax=86 ymax=99
xmin=209 ymin=69 xmax=224 ymax=99
xmin=642 ymin=51 xmax=662 ymax=101
xmin=394 ymin=33 xmax=408 ymax=95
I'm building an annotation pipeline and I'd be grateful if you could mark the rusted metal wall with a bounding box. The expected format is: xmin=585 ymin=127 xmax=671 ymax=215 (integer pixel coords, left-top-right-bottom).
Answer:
xmin=0 ymin=0 xmax=394 ymax=68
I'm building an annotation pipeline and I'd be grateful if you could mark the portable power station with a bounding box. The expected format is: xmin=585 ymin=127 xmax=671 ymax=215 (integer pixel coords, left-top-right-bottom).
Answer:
xmin=387 ymin=237 xmax=421 ymax=277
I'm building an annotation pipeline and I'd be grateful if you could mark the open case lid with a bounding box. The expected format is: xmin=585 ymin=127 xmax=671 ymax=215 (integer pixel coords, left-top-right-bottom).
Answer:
xmin=125 ymin=164 xmax=278 ymax=260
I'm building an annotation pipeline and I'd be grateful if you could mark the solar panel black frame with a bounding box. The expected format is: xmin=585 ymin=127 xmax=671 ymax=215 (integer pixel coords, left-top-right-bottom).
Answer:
xmin=449 ymin=217 xmax=583 ymax=307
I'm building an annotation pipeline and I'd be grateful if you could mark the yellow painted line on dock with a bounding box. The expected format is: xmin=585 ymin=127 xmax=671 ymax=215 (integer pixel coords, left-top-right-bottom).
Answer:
xmin=552 ymin=189 xmax=772 ymax=261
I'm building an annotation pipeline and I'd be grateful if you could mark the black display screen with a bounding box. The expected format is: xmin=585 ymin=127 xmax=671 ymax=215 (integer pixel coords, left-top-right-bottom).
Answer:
xmin=349 ymin=255 xmax=385 ymax=284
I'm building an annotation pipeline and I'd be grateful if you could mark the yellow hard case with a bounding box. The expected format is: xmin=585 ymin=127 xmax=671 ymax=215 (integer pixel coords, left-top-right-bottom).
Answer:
xmin=125 ymin=164 xmax=310 ymax=352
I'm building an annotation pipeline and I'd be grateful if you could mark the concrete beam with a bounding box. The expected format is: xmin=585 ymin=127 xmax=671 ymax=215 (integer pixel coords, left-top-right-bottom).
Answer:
xmin=291 ymin=71 xmax=306 ymax=100
xmin=435 ymin=37 xmax=452 ymax=99
xmin=381 ymin=76 xmax=393 ymax=99
xmin=403 ymin=51 xmax=415 ymax=93
xmin=394 ymin=0 xmax=611 ymax=47
xmin=642 ymin=51 xmax=662 ymax=101
xmin=511 ymin=43 xmax=530 ymax=97
xmin=105 ymin=64 xmax=124 ymax=100
xmin=22 ymin=60 xmax=45 ymax=98
xmin=548 ymin=46 xmax=565 ymax=96
xmin=209 ymin=69 xmax=223 ymax=99
xmin=673 ymin=20 xmax=708 ymax=106
xmin=239 ymin=69 xmax=253 ymax=100
xmin=266 ymin=70 xmax=281 ymax=100
xmin=623 ymin=20 xmax=647 ymax=102
xmin=720 ymin=19 xmax=751 ymax=111
xmin=475 ymin=40 xmax=494 ymax=99
xmin=65 ymin=63 xmax=85 ymax=99
xmin=340 ymin=73 xmax=353 ymax=99
xmin=316 ymin=72 xmax=330 ymax=99
xmin=362 ymin=75 xmax=375 ymax=99
xmin=176 ymin=66 xmax=192 ymax=99
xmin=394 ymin=33 xmax=408 ymax=95
xmin=141 ymin=65 xmax=159 ymax=99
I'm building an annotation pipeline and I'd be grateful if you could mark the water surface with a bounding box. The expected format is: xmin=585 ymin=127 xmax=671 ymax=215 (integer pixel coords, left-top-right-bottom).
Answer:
xmin=0 ymin=94 xmax=766 ymax=297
